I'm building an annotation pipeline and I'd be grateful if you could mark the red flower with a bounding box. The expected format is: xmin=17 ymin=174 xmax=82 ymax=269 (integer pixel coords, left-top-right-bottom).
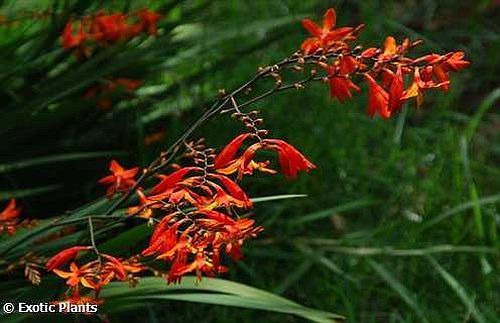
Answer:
xmin=98 ymin=160 xmax=139 ymax=198
xmin=90 ymin=12 xmax=129 ymax=43
xmin=60 ymin=9 xmax=162 ymax=57
xmin=388 ymin=65 xmax=404 ymax=113
xmin=301 ymin=8 xmax=355 ymax=54
xmin=213 ymin=133 xmax=253 ymax=170
xmin=150 ymin=167 xmax=199 ymax=195
xmin=418 ymin=52 xmax=470 ymax=92
xmin=262 ymin=139 xmax=317 ymax=179
xmin=320 ymin=57 xmax=360 ymax=103
xmin=214 ymin=134 xmax=315 ymax=179
xmin=46 ymin=246 xmax=92 ymax=271
xmin=135 ymin=9 xmax=162 ymax=35
xmin=364 ymin=74 xmax=390 ymax=119
xmin=209 ymin=174 xmax=252 ymax=208
xmin=0 ymin=199 xmax=22 ymax=235
xmin=442 ymin=51 xmax=470 ymax=72
xmin=328 ymin=76 xmax=361 ymax=102
xmin=61 ymin=20 xmax=86 ymax=49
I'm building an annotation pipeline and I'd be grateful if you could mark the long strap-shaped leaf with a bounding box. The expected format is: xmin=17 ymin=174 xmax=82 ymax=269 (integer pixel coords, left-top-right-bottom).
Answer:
xmin=101 ymin=277 xmax=343 ymax=323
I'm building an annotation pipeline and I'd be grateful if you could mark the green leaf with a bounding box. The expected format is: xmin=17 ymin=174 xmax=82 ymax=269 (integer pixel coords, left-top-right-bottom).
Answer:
xmin=101 ymin=277 xmax=343 ymax=323
xmin=288 ymin=199 xmax=377 ymax=224
xmin=367 ymin=259 xmax=428 ymax=322
xmin=251 ymin=194 xmax=307 ymax=203
xmin=426 ymin=256 xmax=486 ymax=323
xmin=0 ymin=151 xmax=124 ymax=174
xmin=422 ymin=194 xmax=500 ymax=230
xmin=0 ymin=184 xmax=61 ymax=200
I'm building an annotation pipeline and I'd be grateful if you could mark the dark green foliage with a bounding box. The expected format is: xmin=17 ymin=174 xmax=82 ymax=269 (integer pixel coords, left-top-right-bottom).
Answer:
xmin=0 ymin=0 xmax=498 ymax=322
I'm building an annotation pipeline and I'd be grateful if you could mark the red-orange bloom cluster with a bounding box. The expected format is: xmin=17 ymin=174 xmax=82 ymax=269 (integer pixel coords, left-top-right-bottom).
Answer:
xmin=98 ymin=160 xmax=139 ymax=198
xmin=46 ymin=246 xmax=142 ymax=301
xmin=84 ymin=78 xmax=143 ymax=110
xmin=61 ymin=9 xmax=161 ymax=57
xmin=126 ymin=163 xmax=260 ymax=283
xmin=125 ymin=134 xmax=316 ymax=283
xmin=40 ymin=6 xmax=471 ymax=299
xmin=0 ymin=199 xmax=22 ymax=235
xmin=301 ymin=9 xmax=469 ymax=119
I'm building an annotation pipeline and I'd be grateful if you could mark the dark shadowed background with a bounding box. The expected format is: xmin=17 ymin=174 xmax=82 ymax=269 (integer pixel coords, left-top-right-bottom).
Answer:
xmin=0 ymin=0 xmax=498 ymax=322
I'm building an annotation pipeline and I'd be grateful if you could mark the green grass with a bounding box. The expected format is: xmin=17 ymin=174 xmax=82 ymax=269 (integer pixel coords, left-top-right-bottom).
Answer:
xmin=0 ymin=0 xmax=498 ymax=322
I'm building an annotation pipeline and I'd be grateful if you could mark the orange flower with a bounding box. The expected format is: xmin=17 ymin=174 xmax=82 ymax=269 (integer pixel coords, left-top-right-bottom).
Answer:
xmin=121 ymin=257 xmax=148 ymax=274
xmin=377 ymin=36 xmax=418 ymax=62
xmin=301 ymin=8 xmax=355 ymax=54
xmin=364 ymin=73 xmax=390 ymax=119
xmin=98 ymin=160 xmax=139 ymax=198
xmin=0 ymin=199 xmax=22 ymax=235
xmin=48 ymin=248 xmax=127 ymax=295
xmin=168 ymin=251 xmax=223 ymax=283
xmin=401 ymin=67 xmax=449 ymax=107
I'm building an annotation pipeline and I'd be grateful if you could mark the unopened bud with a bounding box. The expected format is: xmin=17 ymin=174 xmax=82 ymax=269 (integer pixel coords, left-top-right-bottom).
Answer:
xmin=257 ymin=129 xmax=269 ymax=137
xmin=317 ymin=61 xmax=328 ymax=69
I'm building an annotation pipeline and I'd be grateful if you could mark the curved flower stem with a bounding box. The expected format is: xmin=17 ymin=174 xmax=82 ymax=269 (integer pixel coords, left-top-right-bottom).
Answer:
xmin=103 ymin=51 xmax=340 ymax=215
xmin=88 ymin=216 xmax=102 ymax=266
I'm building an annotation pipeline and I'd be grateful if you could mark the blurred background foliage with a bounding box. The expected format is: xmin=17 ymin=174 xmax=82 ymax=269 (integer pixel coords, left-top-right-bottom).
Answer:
xmin=0 ymin=0 xmax=499 ymax=322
